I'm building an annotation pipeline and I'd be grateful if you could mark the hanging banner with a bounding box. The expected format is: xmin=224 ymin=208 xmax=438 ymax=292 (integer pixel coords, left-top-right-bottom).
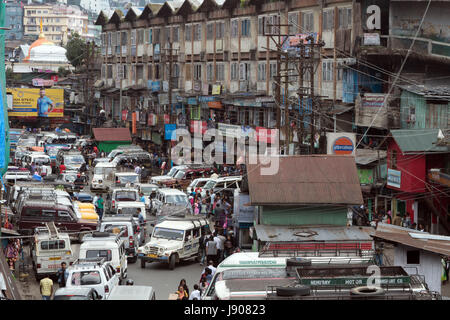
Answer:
xmin=164 ymin=114 xmax=170 ymax=124
xmin=148 ymin=113 xmax=157 ymax=126
xmin=132 ymin=112 xmax=137 ymax=134
xmin=255 ymin=127 xmax=278 ymax=144
xmin=212 ymin=85 xmax=221 ymax=95
xmin=164 ymin=124 xmax=177 ymax=141
xmin=387 ymin=169 xmax=401 ymax=189
xmin=121 ymin=109 xmax=128 ymax=121
xmin=190 ymin=120 xmax=207 ymax=134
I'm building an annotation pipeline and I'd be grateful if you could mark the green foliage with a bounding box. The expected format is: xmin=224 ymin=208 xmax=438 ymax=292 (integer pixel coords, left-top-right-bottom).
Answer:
xmin=65 ymin=32 xmax=86 ymax=69
xmin=58 ymin=66 xmax=70 ymax=77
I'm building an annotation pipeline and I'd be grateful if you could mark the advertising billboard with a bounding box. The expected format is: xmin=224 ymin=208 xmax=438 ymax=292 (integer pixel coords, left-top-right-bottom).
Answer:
xmin=326 ymin=132 xmax=356 ymax=155
xmin=7 ymin=88 xmax=64 ymax=117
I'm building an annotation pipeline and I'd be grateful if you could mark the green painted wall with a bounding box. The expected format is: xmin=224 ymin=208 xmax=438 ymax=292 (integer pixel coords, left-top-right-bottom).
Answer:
xmin=97 ymin=141 xmax=131 ymax=153
xmin=261 ymin=205 xmax=348 ymax=226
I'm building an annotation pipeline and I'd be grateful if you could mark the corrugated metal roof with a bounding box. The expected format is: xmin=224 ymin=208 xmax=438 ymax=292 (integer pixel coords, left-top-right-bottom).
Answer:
xmin=247 ymin=155 xmax=363 ymax=205
xmin=254 ymin=224 xmax=374 ymax=242
xmin=92 ymin=128 xmax=131 ymax=142
xmin=391 ymin=129 xmax=449 ymax=153
xmin=372 ymin=223 xmax=450 ymax=256
xmin=355 ymin=149 xmax=387 ymax=165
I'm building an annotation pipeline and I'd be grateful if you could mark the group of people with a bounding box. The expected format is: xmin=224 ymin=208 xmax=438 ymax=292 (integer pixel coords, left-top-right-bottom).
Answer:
xmin=39 ymin=262 xmax=69 ymax=300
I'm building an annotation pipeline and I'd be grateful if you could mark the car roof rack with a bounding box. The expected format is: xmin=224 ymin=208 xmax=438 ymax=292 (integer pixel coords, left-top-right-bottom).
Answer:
xmin=73 ymin=257 xmax=106 ymax=266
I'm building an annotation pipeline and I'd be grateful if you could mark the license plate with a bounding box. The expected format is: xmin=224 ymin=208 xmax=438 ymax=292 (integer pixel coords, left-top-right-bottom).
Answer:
xmin=147 ymin=254 xmax=157 ymax=258
xmin=49 ymin=257 xmax=61 ymax=261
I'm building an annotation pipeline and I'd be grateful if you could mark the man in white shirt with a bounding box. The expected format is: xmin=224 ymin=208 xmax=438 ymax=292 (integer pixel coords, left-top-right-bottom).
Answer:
xmin=0 ymin=272 xmax=7 ymax=299
xmin=189 ymin=284 xmax=202 ymax=300
xmin=214 ymin=232 xmax=225 ymax=262
xmin=207 ymin=261 xmax=217 ymax=277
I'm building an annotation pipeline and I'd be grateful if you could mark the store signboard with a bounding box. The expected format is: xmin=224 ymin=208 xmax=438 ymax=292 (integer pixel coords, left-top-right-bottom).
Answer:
xmin=387 ymin=168 xmax=401 ymax=189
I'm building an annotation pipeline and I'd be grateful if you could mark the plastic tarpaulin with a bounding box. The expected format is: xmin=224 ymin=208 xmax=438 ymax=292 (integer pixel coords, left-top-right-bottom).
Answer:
xmin=0 ymin=3 xmax=10 ymax=174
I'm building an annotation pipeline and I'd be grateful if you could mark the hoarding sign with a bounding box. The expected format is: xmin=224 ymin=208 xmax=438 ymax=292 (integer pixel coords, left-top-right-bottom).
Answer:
xmin=164 ymin=124 xmax=177 ymax=141
xmin=190 ymin=120 xmax=207 ymax=134
xmin=362 ymin=93 xmax=385 ymax=108
xmin=387 ymin=168 xmax=401 ymax=188
xmin=7 ymin=88 xmax=64 ymax=117
xmin=255 ymin=127 xmax=278 ymax=144
xmin=121 ymin=109 xmax=128 ymax=121
xmin=326 ymin=132 xmax=356 ymax=155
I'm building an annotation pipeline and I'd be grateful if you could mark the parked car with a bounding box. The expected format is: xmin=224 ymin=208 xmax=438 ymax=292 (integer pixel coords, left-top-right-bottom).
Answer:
xmin=152 ymin=188 xmax=192 ymax=217
xmin=90 ymin=162 xmax=117 ymax=192
xmin=53 ymin=287 xmax=102 ymax=300
xmin=107 ymin=285 xmax=155 ymax=300
xmin=108 ymin=187 xmax=140 ymax=213
xmin=65 ymin=259 xmax=121 ymax=300
xmin=114 ymin=172 xmax=140 ymax=187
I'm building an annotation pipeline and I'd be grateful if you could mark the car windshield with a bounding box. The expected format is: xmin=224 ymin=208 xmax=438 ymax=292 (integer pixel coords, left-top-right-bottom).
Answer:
xmin=94 ymin=167 xmax=104 ymax=175
xmin=140 ymin=186 xmax=156 ymax=194
xmin=174 ymin=171 xmax=185 ymax=179
xmin=71 ymin=271 xmax=102 ymax=286
xmin=196 ymin=180 xmax=209 ymax=188
xmin=119 ymin=207 xmax=141 ymax=216
xmin=64 ymin=173 xmax=77 ymax=183
xmin=103 ymin=225 xmax=128 ymax=237
xmin=33 ymin=157 xmax=50 ymax=165
xmin=204 ymin=180 xmax=217 ymax=189
xmin=167 ymin=167 xmax=178 ymax=177
xmin=166 ymin=195 xmax=188 ymax=205
xmin=107 ymin=150 xmax=121 ymax=158
xmin=85 ymin=250 xmax=112 ymax=261
xmin=116 ymin=175 xmax=138 ymax=183
xmin=65 ymin=155 xmax=85 ymax=165
xmin=115 ymin=191 xmax=137 ymax=201
xmin=53 ymin=295 xmax=90 ymax=300
xmin=153 ymin=227 xmax=184 ymax=240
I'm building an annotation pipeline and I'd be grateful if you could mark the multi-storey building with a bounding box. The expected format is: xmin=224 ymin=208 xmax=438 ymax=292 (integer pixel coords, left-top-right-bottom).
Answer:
xmin=80 ymin=0 xmax=111 ymax=16
xmin=5 ymin=0 xmax=24 ymax=41
xmin=94 ymin=0 xmax=449 ymax=152
xmin=23 ymin=4 xmax=89 ymax=44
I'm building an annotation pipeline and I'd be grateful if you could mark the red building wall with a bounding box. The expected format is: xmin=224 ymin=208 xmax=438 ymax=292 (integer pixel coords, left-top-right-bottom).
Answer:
xmin=387 ymin=139 xmax=426 ymax=193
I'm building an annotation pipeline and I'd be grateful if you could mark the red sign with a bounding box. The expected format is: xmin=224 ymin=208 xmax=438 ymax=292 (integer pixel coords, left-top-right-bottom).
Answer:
xmin=164 ymin=114 xmax=170 ymax=124
xmin=148 ymin=113 xmax=156 ymax=126
xmin=50 ymin=75 xmax=58 ymax=82
xmin=255 ymin=127 xmax=278 ymax=144
xmin=208 ymin=101 xmax=223 ymax=109
xmin=121 ymin=110 xmax=128 ymax=121
xmin=190 ymin=120 xmax=207 ymax=134
xmin=132 ymin=112 xmax=137 ymax=134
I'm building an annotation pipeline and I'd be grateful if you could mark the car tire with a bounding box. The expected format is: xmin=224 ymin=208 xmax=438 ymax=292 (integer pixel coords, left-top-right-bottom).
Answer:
xmin=140 ymin=259 xmax=146 ymax=269
xmin=286 ymin=258 xmax=312 ymax=267
xmin=276 ymin=286 xmax=311 ymax=297
xmin=350 ymin=286 xmax=385 ymax=296
xmin=169 ymin=254 xmax=176 ymax=270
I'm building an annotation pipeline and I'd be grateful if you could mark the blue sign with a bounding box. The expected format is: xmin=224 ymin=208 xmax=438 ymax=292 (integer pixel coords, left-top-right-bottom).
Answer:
xmin=164 ymin=124 xmax=177 ymax=141
xmin=187 ymin=97 xmax=198 ymax=105
xmin=198 ymin=96 xmax=215 ymax=103
xmin=151 ymin=81 xmax=161 ymax=92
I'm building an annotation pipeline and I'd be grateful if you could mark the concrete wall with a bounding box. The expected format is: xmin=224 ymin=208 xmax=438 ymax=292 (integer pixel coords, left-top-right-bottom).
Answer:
xmin=394 ymin=244 xmax=443 ymax=294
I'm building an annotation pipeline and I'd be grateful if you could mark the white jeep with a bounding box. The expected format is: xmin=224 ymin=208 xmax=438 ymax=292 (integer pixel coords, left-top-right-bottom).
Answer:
xmin=137 ymin=216 xmax=210 ymax=270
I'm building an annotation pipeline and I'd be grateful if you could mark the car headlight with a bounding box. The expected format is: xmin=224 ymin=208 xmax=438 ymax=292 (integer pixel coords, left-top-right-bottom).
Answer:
xmin=158 ymin=247 xmax=164 ymax=254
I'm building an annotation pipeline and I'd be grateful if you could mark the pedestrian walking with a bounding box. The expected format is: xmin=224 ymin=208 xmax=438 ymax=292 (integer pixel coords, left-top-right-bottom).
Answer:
xmin=199 ymin=278 xmax=208 ymax=293
xmin=57 ymin=262 xmax=69 ymax=288
xmin=179 ymin=279 xmax=190 ymax=297
xmin=205 ymin=236 xmax=218 ymax=265
xmin=189 ymin=284 xmax=201 ymax=300
xmin=199 ymin=233 xmax=207 ymax=266
xmin=176 ymin=285 xmax=189 ymax=300
xmin=40 ymin=276 xmax=53 ymax=300
xmin=96 ymin=194 xmax=104 ymax=220
xmin=215 ymin=231 xmax=226 ymax=263
xmin=224 ymin=234 xmax=234 ymax=259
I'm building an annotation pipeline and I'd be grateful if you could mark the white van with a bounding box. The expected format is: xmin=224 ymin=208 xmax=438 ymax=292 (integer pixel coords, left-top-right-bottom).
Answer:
xmin=202 ymin=252 xmax=374 ymax=300
xmin=107 ymin=285 xmax=156 ymax=300
xmin=91 ymin=162 xmax=117 ymax=192
xmin=204 ymin=176 xmax=242 ymax=194
xmin=152 ymin=188 xmax=192 ymax=216
xmin=31 ymin=223 xmax=74 ymax=281
xmin=24 ymin=153 xmax=52 ymax=176
xmin=79 ymin=232 xmax=128 ymax=281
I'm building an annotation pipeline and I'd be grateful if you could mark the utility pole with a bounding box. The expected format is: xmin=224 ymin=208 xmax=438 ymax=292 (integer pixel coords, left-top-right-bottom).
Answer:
xmin=163 ymin=42 xmax=178 ymax=170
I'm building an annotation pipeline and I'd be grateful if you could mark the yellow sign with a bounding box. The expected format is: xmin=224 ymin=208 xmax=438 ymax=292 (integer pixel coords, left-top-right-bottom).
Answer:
xmin=212 ymin=85 xmax=221 ymax=95
xmin=7 ymin=88 xmax=64 ymax=117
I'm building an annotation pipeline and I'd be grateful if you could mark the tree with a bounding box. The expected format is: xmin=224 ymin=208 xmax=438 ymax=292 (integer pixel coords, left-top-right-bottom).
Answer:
xmin=65 ymin=32 xmax=86 ymax=68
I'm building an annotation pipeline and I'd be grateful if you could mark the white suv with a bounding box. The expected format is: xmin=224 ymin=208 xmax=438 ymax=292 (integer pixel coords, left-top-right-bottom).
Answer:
xmin=65 ymin=259 xmax=120 ymax=300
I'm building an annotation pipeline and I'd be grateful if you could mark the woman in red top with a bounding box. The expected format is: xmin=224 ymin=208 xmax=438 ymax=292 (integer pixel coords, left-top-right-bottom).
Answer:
xmin=59 ymin=162 xmax=66 ymax=173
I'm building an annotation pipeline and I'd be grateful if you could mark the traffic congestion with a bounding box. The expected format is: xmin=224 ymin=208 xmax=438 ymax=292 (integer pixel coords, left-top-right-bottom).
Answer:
xmin=1 ymin=128 xmax=245 ymax=300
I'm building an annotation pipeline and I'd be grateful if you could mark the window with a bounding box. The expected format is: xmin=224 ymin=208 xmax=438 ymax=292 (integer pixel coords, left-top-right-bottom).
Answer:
xmin=270 ymin=63 xmax=277 ymax=79
xmin=231 ymin=62 xmax=238 ymax=80
xmin=194 ymin=64 xmax=202 ymax=80
xmin=137 ymin=29 xmax=144 ymax=44
xmin=154 ymin=28 xmax=160 ymax=43
xmin=302 ymin=12 xmax=314 ymax=32
xmin=173 ymin=63 xmax=180 ymax=78
xmin=239 ymin=62 xmax=250 ymax=81
xmin=216 ymin=22 xmax=225 ymax=39
xmin=185 ymin=25 xmax=192 ymax=41
xmin=164 ymin=27 xmax=171 ymax=42
xmin=322 ymin=60 xmax=333 ymax=82
xmin=71 ymin=271 xmax=101 ymax=286
xmin=148 ymin=64 xmax=153 ymax=80
xmin=323 ymin=9 xmax=334 ymax=31
xmin=288 ymin=12 xmax=299 ymax=34
xmin=123 ymin=65 xmax=128 ymax=79
xmin=86 ymin=250 xmax=112 ymax=261
xmin=155 ymin=64 xmax=161 ymax=79
xmin=241 ymin=19 xmax=251 ymax=37
xmin=101 ymin=65 xmax=106 ymax=79
xmin=173 ymin=26 xmax=179 ymax=42
xmin=231 ymin=20 xmax=238 ymax=38
xmin=185 ymin=63 xmax=192 ymax=81
xmin=41 ymin=240 xmax=65 ymax=250
xmin=391 ymin=149 xmax=398 ymax=169
xmin=338 ymin=7 xmax=352 ymax=29
xmin=258 ymin=16 xmax=264 ymax=35
xmin=57 ymin=211 xmax=72 ymax=221
xmin=206 ymin=23 xmax=214 ymax=40
xmin=258 ymin=63 xmax=266 ymax=81
xmin=207 ymin=64 xmax=213 ymax=81
xmin=107 ymin=65 xmax=113 ymax=79
xmin=121 ymin=31 xmax=127 ymax=46
xmin=194 ymin=24 xmax=202 ymax=41
xmin=131 ymin=29 xmax=136 ymax=46
xmin=137 ymin=64 xmax=144 ymax=80
xmin=147 ymin=28 xmax=152 ymax=43
xmin=216 ymin=63 xmax=225 ymax=81
xmin=406 ymin=250 xmax=420 ymax=264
